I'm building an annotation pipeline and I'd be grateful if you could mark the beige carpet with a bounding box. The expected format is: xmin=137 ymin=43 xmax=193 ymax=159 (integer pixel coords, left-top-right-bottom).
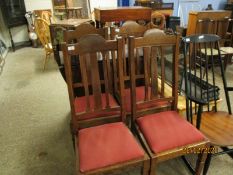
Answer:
xmin=0 ymin=47 xmax=232 ymax=175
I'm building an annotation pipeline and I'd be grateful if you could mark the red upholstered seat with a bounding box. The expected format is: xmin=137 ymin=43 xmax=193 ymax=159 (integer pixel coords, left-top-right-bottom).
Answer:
xmin=137 ymin=111 xmax=205 ymax=153
xmin=78 ymin=122 xmax=145 ymax=172
xmin=124 ymin=86 xmax=169 ymax=113
xmin=74 ymin=93 xmax=120 ymax=120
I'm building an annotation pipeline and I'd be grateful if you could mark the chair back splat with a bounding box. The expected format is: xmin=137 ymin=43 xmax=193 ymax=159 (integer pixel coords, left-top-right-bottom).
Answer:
xmin=62 ymin=34 xmax=125 ymax=130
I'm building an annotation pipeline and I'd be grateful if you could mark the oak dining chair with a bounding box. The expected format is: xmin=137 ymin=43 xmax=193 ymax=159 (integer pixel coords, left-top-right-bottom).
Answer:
xmin=63 ymin=23 xmax=109 ymax=131
xmin=128 ymin=31 xmax=209 ymax=175
xmin=110 ymin=22 xmax=164 ymax=116
xmin=62 ymin=34 xmax=149 ymax=175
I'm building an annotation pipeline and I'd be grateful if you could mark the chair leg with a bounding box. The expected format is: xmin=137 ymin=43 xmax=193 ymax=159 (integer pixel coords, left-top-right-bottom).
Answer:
xmin=43 ymin=53 xmax=49 ymax=70
xmin=142 ymin=158 xmax=150 ymax=175
xmin=70 ymin=120 xmax=76 ymax=151
xmin=195 ymin=149 xmax=208 ymax=175
xmin=149 ymin=159 xmax=156 ymax=175
xmin=223 ymin=55 xmax=228 ymax=71
xmin=203 ymin=152 xmax=212 ymax=175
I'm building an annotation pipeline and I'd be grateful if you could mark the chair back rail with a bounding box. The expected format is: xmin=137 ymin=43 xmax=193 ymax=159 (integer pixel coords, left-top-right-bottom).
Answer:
xmin=129 ymin=29 xmax=180 ymax=118
xmin=64 ymin=23 xmax=108 ymax=44
xmin=62 ymin=34 xmax=125 ymax=130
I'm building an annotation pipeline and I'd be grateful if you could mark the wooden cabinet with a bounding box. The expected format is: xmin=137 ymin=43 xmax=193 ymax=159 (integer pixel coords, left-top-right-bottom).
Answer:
xmin=94 ymin=7 xmax=152 ymax=27
xmin=186 ymin=10 xmax=232 ymax=36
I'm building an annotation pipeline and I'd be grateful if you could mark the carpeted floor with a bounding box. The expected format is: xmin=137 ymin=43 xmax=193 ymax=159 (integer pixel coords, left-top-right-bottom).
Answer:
xmin=0 ymin=47 xmax=232 ymax=175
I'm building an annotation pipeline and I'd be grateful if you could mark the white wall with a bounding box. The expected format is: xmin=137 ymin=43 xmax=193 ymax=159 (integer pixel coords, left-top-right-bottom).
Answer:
xmin=89 ymin=0 xmax=117 ymax=12
xmin=24 ymin=0 xmax=53 ymax=11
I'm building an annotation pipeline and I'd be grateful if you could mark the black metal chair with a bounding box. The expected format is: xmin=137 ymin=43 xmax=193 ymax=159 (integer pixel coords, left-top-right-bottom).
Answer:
xmin=182 ymin=34 xmax=233 ymax=175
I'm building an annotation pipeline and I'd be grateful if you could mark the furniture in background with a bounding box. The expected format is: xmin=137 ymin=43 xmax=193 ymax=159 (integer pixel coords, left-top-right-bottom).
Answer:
xmin=110 ymin=21 xmax=151 ymax=116
xmin=63 ymin=23 xmax=108 ymax=97
xmin=150 ymin=11 xmax=166 ymax=29
xmin=34 ymin=18 xmax=53 ymax=70
xmin=186 ymin=10 xmax=232 ymax=36
xmin=94 ymin=7 xmax=152 ymax=28
xmin=62 ymin=34 xmax=150 ymax=174
xmin=219 ymin=19 xmax=233 ymax=68
xmin=225 ymin=1 xmax=233 ymax=32
xmin=52 ymin=0 xmax=83 ymax=19
xmin=33 ymin=9 xmax=54 ymax=24
xmin=134 ymin=0 xmax=174 ymax=15
xmin=0 ymin=0 xmax=28 ymax=51
xmin=128 ymin=30 xmax=209 ymax=175
xmin=49 ymin=18 xmax=92 ymax=77
xmin=193 ymin=18 xmax=233 ymax=72
xmin=182 ymin=34 xmax=233 ymax=175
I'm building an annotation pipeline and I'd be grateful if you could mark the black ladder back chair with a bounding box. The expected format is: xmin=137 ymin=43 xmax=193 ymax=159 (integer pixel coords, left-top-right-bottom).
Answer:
xmin=182 ymin=34 xmax=233 ymax=175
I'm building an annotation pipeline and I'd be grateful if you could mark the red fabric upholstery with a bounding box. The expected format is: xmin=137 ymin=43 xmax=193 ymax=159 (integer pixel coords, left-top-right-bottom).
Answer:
xmin=137 ymin=111 xmax=205 ymax=153
xmin=124 ymin=86 xmax=169 ymax=113
xmin=74 ymin=93 xmax=119 ymax=120
xmin=78 ymin=122 xmax=144 ymax=172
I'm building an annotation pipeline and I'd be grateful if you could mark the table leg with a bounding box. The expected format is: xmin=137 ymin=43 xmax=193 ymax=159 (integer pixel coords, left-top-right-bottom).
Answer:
xmin=96 ymin=20 xmax=100 ymax=28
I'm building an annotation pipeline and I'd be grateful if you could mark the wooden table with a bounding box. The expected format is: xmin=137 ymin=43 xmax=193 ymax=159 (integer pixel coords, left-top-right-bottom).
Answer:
xmin=94 ymin=7 xmax=152 ymax=28
xmin=134 ymin=1 xmax=174 ymax=15
xmin=50 ymin=18 xmax=91 ymax=28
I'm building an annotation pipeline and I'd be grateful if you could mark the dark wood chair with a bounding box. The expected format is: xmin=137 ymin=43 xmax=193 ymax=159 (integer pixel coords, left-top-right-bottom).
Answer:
xmin=63 ymin=23 xmax=109 ymax=96
xmin=63 ymin=25 xmax=113 ymax=130
xmin=128 ymin=31 xmax=209 ymax=175
xmin=182 ymin=34 xmax=233 ymax=175
xmin=62 ymin=34 xmax=150 ymax=175
xmin=111 ymin=22 xmax=165 ymax=115
xmin=63 ymin=23 xmax=111 ymax=145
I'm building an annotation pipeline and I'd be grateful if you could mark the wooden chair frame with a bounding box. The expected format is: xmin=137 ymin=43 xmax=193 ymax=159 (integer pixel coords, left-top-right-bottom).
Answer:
xmin=62 ymin=34 xmax=150 ymax=175
xmin=63 ymin=24 xmax=110 ymax=130
xmin=34 ymin=17 xmax=53 ymax=70
xmin=64 ymin=23 xmax=108 ymax=44
xmin=129 ymin=32 xmax=209 ymax=175
xmin=110 ymin=21 xmax=152 ymax=117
